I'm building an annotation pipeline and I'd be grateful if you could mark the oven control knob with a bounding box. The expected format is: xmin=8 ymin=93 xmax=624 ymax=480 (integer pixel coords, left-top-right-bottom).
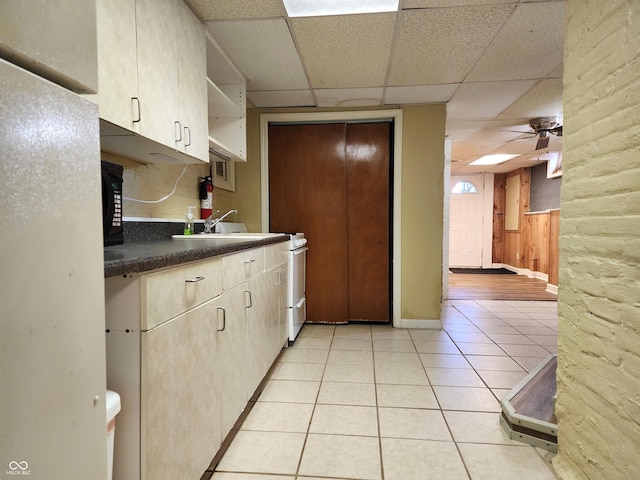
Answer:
xmin=293 ymin=238 xmax=307 ymax=248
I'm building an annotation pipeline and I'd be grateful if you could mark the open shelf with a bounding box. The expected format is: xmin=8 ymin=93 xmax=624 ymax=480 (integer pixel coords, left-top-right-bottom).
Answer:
xmin=205 ymin=31 xmax=246 ymax=162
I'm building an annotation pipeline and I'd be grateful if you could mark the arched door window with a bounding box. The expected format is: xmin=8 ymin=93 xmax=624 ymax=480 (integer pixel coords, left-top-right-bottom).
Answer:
xmin=451 ymin=180 xmax=478 ymax=194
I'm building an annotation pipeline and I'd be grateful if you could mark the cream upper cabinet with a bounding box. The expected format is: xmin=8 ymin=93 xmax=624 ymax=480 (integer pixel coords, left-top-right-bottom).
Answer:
xmin=135 ymin=0 xmax=180 ymax=149
xmin=92 ymin=0 xmax=209 ymax=163
xmin=177 ymin=0 xmax=209 ymax=161
xmin=0 ymin=0 xmax=98 ymax=93
xmin=93 ymin=0 xmax=140 ymax=134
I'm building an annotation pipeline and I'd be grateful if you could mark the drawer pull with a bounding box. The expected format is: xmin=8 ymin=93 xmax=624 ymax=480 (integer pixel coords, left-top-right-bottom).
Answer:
xmin=244 ymin=259 xmax=256 ymax=264
xmin=185 ymin=276 xmax=205 ymax=283
xmin=244 ymin=290 xmax=252 ymax=308
xmin=216 ymin=306 xmax=226 ymax=332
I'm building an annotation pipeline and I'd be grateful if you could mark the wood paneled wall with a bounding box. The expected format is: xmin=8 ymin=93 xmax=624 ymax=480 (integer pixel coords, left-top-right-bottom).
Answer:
xmin=548 ymin=209 xmax=560 ymax=285
xmin=492 ymin=174 xmax=506 ymax=263
xmin=493 ymin=168 xmax=559 ymax=286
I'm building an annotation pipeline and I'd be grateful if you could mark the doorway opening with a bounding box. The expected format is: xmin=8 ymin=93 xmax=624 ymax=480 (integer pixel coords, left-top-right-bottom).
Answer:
xmin=260 ymin=110 xmax=403 ymax=326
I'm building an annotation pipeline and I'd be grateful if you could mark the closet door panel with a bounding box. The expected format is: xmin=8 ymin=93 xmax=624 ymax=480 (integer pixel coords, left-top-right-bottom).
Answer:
xmin=346 ymin=123 xmax=390 ymax=321
xmin=269 ymin=124 xmax=349 ymax=324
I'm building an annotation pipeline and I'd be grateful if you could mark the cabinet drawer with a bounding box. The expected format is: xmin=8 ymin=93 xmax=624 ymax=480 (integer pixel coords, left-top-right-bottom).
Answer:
xmin=264 ymin=241 xmax=288 ymax=271
xmin=141 ymin=257 xmax=222 ymax=330
xmin=222 ymin=247 xmax=264 ymax=291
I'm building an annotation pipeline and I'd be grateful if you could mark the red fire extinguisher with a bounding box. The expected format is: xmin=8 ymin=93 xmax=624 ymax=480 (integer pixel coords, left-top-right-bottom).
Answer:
xmin=199 ymin=175 xmax=213 ymax=219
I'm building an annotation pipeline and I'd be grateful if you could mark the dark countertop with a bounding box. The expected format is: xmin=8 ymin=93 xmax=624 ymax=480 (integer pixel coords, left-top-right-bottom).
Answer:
xmin=103 ymin=236 xmax=288 ymax=278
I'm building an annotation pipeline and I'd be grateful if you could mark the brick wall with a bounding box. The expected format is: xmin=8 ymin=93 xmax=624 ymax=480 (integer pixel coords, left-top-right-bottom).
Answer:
xmin=554 ymin=1 xmax=640 ymax=479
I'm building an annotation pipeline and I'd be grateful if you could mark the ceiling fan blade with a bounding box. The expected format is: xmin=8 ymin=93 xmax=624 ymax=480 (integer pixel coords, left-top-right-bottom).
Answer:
xmin=535 ymin=136 xmax=550 ymax=150
xmin=500 ymin=129 xmax=536 ymax=134
xmin=550 ymin=125 xmax=563 ymax=136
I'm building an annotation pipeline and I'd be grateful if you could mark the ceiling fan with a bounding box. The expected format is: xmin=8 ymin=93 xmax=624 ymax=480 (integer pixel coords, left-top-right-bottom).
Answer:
xmin=503 ymin=116 xmax=563 ymax=150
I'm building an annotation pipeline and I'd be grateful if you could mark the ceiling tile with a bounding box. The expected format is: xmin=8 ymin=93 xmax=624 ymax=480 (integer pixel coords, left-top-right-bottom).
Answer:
xmin=403 ymin=0 xmax=515 ymax=6
xmin=387 ymin=5 xmax=515 ymax=85
xmin=499 ymin=78 xmax=563 ymax=120
xmin=446 ymin=80 xmax=538 ymax=121
xmin=205 ymin=19 xmax=309 ymax=91
xmin=384 ymin=84 xmax=458 ymax=105
xmin=445 ymin=120 xmax=487 ymax=142
xmin=247 ymin=90 xmax=315 ymax=108
xmin=185 ymin=0 xmax=284 ymax=20
xmin=315 ymin=88 xmax=384 ymax=107
xmin=291 ymin=13 xmax=396 ymax=88
xmin=547 ymin=64 xmax=563 ymax=79
xmin=466 ymin=2 xmax=565 ymax=81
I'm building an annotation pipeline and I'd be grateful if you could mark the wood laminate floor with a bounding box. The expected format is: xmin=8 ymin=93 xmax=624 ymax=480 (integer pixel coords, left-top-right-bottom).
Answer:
xmin=448 ymin=273 xmax=558 ymax=301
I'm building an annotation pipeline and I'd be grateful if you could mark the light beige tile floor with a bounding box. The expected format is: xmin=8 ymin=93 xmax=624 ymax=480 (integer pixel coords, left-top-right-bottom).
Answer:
xmin=211 ymin=299 xmax=559 ymax=480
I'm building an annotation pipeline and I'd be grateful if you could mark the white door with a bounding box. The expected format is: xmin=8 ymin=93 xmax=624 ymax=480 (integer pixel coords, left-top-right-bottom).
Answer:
xmin=449 ymin=177 xmax=484 ymax=267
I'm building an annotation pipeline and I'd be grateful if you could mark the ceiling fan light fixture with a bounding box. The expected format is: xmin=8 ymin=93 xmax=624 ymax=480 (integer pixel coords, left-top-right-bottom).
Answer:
xmin=283 ymin=0 xmax=399 ymax=17
xmin=470 ymin=154 xmax=519 ymax=166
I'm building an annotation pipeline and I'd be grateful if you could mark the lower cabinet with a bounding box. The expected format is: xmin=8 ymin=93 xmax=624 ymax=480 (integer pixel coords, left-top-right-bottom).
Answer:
xmin=143 ymin=298 xmax=222 ymax=480
xmin=105 ymin=244 xmax=288 ymax=480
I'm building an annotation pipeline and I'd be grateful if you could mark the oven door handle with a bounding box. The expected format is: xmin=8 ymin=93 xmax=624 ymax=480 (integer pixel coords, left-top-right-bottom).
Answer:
xmin=294 ymin=296 xmax=306 ymax=308
xmin=292 ymin=247 xmax=309 ymax=255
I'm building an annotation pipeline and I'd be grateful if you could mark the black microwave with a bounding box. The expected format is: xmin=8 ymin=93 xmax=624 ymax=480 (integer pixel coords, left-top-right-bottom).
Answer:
xmin=101 ymin=161 xmax=124 ymax=246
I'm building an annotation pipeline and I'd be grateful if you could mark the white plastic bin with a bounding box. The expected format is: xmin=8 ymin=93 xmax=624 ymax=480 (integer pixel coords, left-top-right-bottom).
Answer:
xmin=106 ymin=390 xmax=121 ymax=480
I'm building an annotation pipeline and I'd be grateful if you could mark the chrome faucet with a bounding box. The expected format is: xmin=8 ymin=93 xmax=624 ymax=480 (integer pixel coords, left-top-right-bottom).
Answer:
xmin=203 ymin=209 xmax=237 ymax=234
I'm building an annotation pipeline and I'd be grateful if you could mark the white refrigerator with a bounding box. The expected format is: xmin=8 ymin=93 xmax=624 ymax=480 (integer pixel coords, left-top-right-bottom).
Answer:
xmin=0 ymin=59 xmax=107 ymax=479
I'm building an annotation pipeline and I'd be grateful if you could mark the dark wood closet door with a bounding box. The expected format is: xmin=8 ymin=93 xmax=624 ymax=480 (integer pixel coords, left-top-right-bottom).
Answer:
xmin=268 ymin=122 xmax=390 ymax=324
xmin=269 ymin=123 xmax=349 ymax=324
xmin=346 ymin=123 xmax=390 ymax=321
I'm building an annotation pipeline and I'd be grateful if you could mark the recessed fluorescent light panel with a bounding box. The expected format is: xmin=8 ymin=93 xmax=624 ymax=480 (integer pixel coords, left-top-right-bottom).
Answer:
xmin=283 ymin=0 xmax=399 ymax=17
xmin=470 ymin=154 xmax=519 ymax=166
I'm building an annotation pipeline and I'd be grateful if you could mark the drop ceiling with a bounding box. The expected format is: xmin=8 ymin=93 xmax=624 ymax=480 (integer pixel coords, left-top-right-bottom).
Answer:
xmin=185 ymin=0 xmax=565 ymax=174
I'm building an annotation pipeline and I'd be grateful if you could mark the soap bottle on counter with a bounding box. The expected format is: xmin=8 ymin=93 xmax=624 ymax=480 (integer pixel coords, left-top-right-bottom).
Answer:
xmin=184 ymin=206 xmax=195 ymax=235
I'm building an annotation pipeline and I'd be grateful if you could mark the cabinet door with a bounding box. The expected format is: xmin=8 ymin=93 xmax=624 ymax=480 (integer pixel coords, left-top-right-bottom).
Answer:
xmin=246 ymin=269 xmax=282 ymax=396
xmin=90 ymin=0 xmax=139 ymax=131
xmin=143 ymin=298 xmax=222 ymax=480
xmin=0 ymin=0 xmax=98 ymax=93
xmin=215 ymin=285 xmax=249 ymax=438
xmin=136 ymin=0 xmax=180 ymax=148
xmin=177 ymin=0 xmax=209 ymax=161
xmin=277 ymin=266 xmax=289 ymax=348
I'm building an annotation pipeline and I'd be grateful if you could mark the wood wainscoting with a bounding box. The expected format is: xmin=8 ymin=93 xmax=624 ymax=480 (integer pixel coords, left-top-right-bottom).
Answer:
xmin=493 ymin=169 xmax=559 ymax=287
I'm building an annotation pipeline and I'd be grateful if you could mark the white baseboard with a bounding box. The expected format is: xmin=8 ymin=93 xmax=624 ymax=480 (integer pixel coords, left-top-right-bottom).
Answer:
xmin=501 ymin=264 xmax=549 ymax=282
xmin=394 ymin=318 xmax=442 ymax=329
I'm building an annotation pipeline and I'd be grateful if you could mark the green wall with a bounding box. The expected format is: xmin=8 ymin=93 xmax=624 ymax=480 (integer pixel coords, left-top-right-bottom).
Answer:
xmin=400 ymin=104 xmax=445 ymax=321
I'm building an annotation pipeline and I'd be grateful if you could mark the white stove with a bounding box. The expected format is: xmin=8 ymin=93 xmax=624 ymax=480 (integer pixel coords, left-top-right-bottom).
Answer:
xmin=285 ymin=233 xmax=307 ymax=342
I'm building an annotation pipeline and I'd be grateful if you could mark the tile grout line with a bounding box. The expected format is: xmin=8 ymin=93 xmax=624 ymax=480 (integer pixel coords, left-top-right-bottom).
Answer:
xmin=292 ymin=328 xmax=333 ymax=479
xmin=411 ymin=328 xmax=474 ymax=480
